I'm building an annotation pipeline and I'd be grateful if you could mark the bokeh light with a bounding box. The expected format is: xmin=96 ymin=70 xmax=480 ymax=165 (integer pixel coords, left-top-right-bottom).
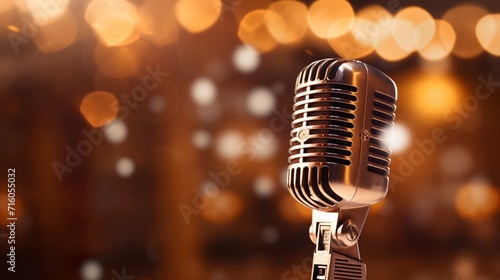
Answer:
xmin=80 ymin=91 xmax=118 ymax=128
xmin=26 ymin=0 xmax=69 ymax=26
xmin=215 ymin=131 xmax=244 ymax=159
xmin=80 ymin=259 xmax=103 ymax=280
xmin=476 ymin=14 xmax=500 ymax=56
xmin=392 ymin=6 xmax=435 ymax=52
xmin=381 ymin=123 xmax=411 ymax=154
xmin=455 ymin=179 xmax=500 ymax=221
xmin=33 ymin=13 xmax=78 ymax=53
xmin=439 ymin=145 xmax=473 ymax=177
xmin=148 ymin=95 xmax=166 ymax=114
xmin=192 ymin=129 xmax=212 ymax=149
xmin=6 ymin=24 xmax=19 ymax=32
xmin=0 ymin=0 xmax=14 ymax=14
xmin=418 ymin=20 xmax=456 ymax=61
xmin=261 ymin=226 xmax=279 ymax=244
xmin=253 ymin=176 xmax=275 ymax=198
xmin=328 ymin=16 xmax=376 ymax=59
xmin=308 ymin=0 xmax=354 ymax=39
xmin=201 ymin=191 xmax=242 ymax=225
xmin=238 ymin=9 xmax=281 ymax=53
xmin=267 ymin=0 xmax=308 ymax=44
xmin=138 ymin=0 xmax=179 ymax=46
xmin=103 ymin=120 xmax=128 ymax=145
xmin=93 ymin=40 xmax=153 ymax=78
xmin=115 ymin=157 xmax=135 ymax=178
xmin=443 ymin=4 xmax=488 ymax=58
xmin=453 ymin=255 xmax=476 ymax=279
xmin=232 ymin=0 xmax=272 ymax=23
xmin=85 ymin=0 xmax=139 ymax=46
xmin=252 ymin=131 xmax=278 ymax=161
xmin=191 ymin=77 xmax=217 ymax=107
xmin=329 ymin=5 xmax=392 ymax=59
xmin=246 ymin=87 xmax=276 ymax=117
xmin=175 ymin=0 xmax=221 ymax=33
xmin=233 ymin=44 xmax=261 ymax=73
xmin=356 ymin=5 xmax=393 ymax=46
xmin=410 ymin=74 xmax=460 ymax=118
xmin=375 ymin=19 xmax=412 ymax=61
xmin=279 ymin=196 xmax=311 ymax=224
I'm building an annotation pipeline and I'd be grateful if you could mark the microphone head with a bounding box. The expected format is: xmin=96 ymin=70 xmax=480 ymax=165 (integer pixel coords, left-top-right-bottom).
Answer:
xmin=287 ymin=58 xmax=397 ymax=211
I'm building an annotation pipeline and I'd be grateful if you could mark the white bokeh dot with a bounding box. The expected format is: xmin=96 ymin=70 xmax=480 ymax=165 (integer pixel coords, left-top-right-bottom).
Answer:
xmin=103 ymin=120 xmax=128 ymax=144
xmin=253 ymin=176 xmax=275 ymax=198
xmin=233 ymin=44 xmax=260 ymax=73
xmin=149 ymin=95 xmax=166 ymax=113
xmin=381 ymin=123 xmax=410 ymax=153
xmin=115 ymin=157 xmax=135 ymax=178
xmin=192 ymin=129 xmax=212 ymax=149
xmin=191 ymin=77 xmax=217 ymax=106
xmin=215 ymin=131 xmax=245 ymax=160
xmin=246 ymin=87 xmax=276 ymax=117
xmin=80 ymin=259 xmax=103 ymax=280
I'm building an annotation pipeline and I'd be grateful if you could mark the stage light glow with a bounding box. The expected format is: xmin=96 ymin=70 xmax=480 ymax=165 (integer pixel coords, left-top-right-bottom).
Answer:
xmin=103 ymin=120 xmax=128 ymax=144
xmin=410 ymin=74 xmax=459 ymax=118
xmin=375 ymin=20 xmax=412 ymax=62
xmin=80 ymin=260 xmax=103 ymax=280
xmin=455 ymin=180 xmax=500 ymax=221
xmin=238 ymin=10 xmax=281 ymax=53
xmin=94 ymin=43 xmax=135 ymax=78
xmin=418 ymin=20 xmax=456 ymax=61
xmin=7 ymin=25 xmax=19 ymax=32
xmin=191 ymin=77 xmax=217 ymax=107
xmin=392 ymin=6 xmax=435 ymax=52
xmin=253 ymin=176 xmax=275 ymax=198
xmin=476 ymin=14 xmax=500 ymax=56
xmin=85 ymin=0 xmax=139 ymax=46
xmin=267 ymin=0 xmax=308 ymax=44
xmin=233 ymin=44 xmax=260 ymax=73
xmin=115 ymin=157 xmax=135 ymax=177
xmin=246 ymin=87 xmax=275 ymax=117
xmin=279 ymin=196 xmax=311 ymax=224
xmin=80 ymin=91 xmax=118 ymax=128
xmin=0 ymin=0 xmax=14 ymax=14
xmin=26 ymin=0 xmax=69 ymax=26
xmin=308 ymin=0 xmax=354 ymax=39
xmin=215 ymin=131 xmax=244 ymax=160
xmin=192 ymin=129 xmax=211 ymax=149
xmin=354 ymin=5 xmax=392 ymax=48
xmin=201 ymin=191 xmax=242 ymax=224
xmin=328 ymin=17 xmax=376 ymax=59
xmin=33 ymin=13 xmax=78 ymax=53
xmin=233 ymin=0 xmax=271 ymax=23
xmin=138 ymin=0 xmax=179 ymax=46
xmin=443 ymin=4 xmax=488 ymax=58
xmin=148 ymin=95 xmax=166 ymax=114
xmin=175 ymin=0 xmax=221 ymax=33
xmin=381 ymin=123 xmax=410 ymax=154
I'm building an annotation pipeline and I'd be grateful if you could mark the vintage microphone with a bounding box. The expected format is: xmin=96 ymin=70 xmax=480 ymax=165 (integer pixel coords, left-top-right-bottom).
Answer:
xmin=287 ymin=58 xmax=397 ymax=280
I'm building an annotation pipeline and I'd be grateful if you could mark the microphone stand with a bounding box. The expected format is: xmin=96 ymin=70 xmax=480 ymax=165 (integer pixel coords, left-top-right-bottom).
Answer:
xmin=309 ymin=206 xmax=370 ymax=280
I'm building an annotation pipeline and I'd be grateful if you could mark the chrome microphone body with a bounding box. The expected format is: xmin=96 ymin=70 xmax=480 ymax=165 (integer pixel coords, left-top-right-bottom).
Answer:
xmin=287 ymin=58 xmax=397 ymax=280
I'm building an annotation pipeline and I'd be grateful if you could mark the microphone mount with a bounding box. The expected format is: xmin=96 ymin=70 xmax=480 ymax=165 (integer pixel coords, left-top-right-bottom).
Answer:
xmin=309 ymin=207 xmax=370 ymax=280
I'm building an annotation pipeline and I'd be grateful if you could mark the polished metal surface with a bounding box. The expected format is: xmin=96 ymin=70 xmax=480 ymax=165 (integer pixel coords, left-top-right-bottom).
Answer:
xmin=286 ymin=58 xmax=397 ymax=280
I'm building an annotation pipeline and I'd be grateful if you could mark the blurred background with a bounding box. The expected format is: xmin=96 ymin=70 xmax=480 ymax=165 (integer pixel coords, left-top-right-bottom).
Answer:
xmin=0 ymin=0 xmax=499 ymax=279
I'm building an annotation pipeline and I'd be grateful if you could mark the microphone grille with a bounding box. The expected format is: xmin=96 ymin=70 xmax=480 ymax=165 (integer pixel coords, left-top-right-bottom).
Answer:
xmin=366 ymin=90 xmax=396 ymax=177
xmin=289 ymin=59 xmax=357 ymax=166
